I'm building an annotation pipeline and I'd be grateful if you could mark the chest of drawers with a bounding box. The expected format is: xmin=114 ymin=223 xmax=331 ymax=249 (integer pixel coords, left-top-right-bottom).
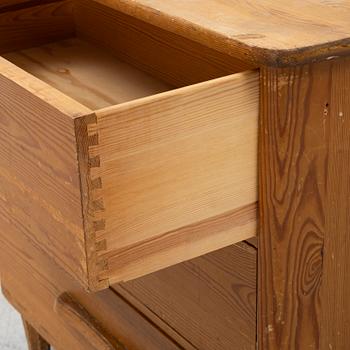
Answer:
xmin=0 ymin=1 xmax=349 ymax=349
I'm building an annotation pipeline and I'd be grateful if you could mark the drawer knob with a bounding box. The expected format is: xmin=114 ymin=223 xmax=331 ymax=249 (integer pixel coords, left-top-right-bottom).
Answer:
xmin=54 ymin=293 xmax=126 ymax=350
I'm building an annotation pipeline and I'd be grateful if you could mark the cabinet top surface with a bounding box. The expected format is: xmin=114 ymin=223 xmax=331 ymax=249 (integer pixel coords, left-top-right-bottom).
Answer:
xmin=97 ymin=0 xmax=350 ymax=65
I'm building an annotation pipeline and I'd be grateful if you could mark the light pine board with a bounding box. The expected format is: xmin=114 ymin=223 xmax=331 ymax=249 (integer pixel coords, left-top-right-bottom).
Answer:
xmin=80 ymin=70 xmax=259 ymax=285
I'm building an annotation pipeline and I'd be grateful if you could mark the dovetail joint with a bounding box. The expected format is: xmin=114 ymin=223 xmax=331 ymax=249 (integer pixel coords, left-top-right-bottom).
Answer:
xmin=83 ymin=114 xmax=109 ymax=287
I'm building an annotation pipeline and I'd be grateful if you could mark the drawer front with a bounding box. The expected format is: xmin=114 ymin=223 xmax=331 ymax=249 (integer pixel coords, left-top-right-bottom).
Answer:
xmin=115 ymin=242 xmax=257 ymax=350
xmin=0 ymin=0 xmax=258 ymax=291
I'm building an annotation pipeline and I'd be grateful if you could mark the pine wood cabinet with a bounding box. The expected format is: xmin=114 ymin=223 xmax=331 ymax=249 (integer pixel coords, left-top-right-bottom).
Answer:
xmin=0 ymin=0 xmax=349 ymax=349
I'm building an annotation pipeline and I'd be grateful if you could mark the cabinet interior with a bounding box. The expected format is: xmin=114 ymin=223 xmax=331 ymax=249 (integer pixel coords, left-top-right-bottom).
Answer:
xmin=0 ymin=0 xmax=250 ymax=110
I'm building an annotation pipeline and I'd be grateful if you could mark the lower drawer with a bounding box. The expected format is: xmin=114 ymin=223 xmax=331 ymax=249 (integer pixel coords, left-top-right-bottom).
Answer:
xmin=0 ymin=221 xmax=181 ymax=350
xmin=0 ymin=215 xmax=257 ymax=350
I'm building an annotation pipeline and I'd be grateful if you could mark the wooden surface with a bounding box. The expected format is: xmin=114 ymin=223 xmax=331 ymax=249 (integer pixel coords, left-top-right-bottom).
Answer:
xmin=22 ymin=319 xmax=50 ymax=350
xmin=116 ymin=242 xmax=257 ymax=350
xmin=0 ymin=0 xmax=74 ymax=54
xmin=91 ymin=0 xmax=350 ymax=66
xmin=1 ymin=3 xmax=259 ymax=289
xmin=4 ymin=38 xmax=172 ymax=110
xmin=0 ymin=199 xmax=183 ymax=350
xmin=1 ymin=249 xmax=183 ymax=350
xmin=0 ymin=59 xmax=90 ymax=287
xmin=77 ymin=70 xmax=258 ymax=285
xmin=74 ymin=0 xmax=253 ymax=88
xmin=259 ymin=56 xmax=350 ymax=349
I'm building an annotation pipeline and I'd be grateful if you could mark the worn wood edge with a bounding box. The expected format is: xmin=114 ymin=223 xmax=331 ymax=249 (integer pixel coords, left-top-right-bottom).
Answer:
xmin=263 ymin=39 xmax=350 ymax=67
xmin=100 ymin=203 xmax=257 ymax=284
xmin=74 ymin=113 xmax=109 ymax=292
xmin=0 ymin=58 xmax=91 ymax=118
xmin=89 ymin=0 xmax=350 ymax=67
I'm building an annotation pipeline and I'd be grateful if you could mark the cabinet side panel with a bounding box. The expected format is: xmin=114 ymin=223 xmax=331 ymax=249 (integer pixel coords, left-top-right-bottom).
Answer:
xmin=259 ymin=57 xmax=350 ymax=349
xmin=0 ymin=73 xmax=87 ymax=287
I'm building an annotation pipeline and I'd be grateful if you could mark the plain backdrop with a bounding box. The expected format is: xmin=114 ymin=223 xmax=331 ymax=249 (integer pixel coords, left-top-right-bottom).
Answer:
xmin=0 ymin=290 xmax=27 ymax=350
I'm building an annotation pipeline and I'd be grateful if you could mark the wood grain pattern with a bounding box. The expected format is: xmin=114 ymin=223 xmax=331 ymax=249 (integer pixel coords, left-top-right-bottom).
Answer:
xmin=0 ymin=0 xmax=74 ymax=54
xmin=89 ymin=0 xmax=350 ymax=66
xmin=0 ymin=62 xmax=89 ymax=287
xmin=22 ymin=319 xmax=50 ymax=350
xmin=1 ymin=0 xmax=259 ymax=290
xmin=103 ymin=204 xmax=257 ymax=285
xmin=115 ymin=242 xmax=257 ymax=350
xmin=0 ymin=202 xmax=183 ymax=350
xmin=76 ymin=70 xmax=258 ymax=285
xmin=259 ymin=56 xmax=350 ymax=349
xmin=2 ymin=32 xmax=258 ymax=289
xmin=74 ymin=0 xmax=254 ymax=88
xmin=4 ymin=38 xmax=173 ymax=110
xmin=0 ymin=235 xmax=180 ymax=350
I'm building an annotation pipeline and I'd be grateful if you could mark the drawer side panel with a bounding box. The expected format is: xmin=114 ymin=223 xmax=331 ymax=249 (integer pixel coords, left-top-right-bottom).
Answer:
xmin=76 ymin=70 xmax=259 ymax=287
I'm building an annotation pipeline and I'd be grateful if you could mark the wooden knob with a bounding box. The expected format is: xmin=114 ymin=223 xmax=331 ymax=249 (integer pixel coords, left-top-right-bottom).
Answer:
xmin=54 ymin=293 xmax=126 ymax=350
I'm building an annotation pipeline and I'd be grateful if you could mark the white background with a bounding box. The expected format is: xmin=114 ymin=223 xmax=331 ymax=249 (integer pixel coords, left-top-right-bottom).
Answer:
xmin=0 ymin=291 xmax=27 ymax=350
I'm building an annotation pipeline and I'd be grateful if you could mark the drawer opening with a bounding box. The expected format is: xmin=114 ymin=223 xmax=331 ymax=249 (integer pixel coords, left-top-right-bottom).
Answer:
xmin=113 ymin=242 xmax=257 ymax=350
xmin=0 ymin=0 xmax=258 ymax=290
xmin=0 ymin=0 xmax=253 ymax=110
xmin=3 ymin=37 xmax=174 ymax=110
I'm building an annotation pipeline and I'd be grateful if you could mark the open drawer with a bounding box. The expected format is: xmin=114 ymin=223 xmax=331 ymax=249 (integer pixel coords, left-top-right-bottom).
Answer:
xmin=0 ymin=0 xmax=258 ymax=290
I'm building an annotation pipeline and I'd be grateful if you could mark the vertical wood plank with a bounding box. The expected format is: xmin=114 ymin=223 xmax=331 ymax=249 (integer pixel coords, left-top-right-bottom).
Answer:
xmin=259 ymin=57 xmax=350 ymax=349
